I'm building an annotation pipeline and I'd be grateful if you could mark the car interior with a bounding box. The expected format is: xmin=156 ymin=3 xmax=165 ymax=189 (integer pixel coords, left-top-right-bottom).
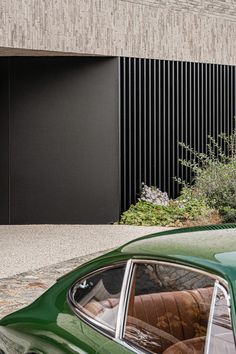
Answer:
xmin=125 ymin=286 xmax=214 ymax=354
xmin=72 ymin=263 xmax=232 ymax=354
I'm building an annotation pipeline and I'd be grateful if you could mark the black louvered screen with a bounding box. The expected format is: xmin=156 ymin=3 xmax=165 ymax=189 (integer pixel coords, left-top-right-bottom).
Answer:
xmin=120 ymin=58 xmax=236 ymax=212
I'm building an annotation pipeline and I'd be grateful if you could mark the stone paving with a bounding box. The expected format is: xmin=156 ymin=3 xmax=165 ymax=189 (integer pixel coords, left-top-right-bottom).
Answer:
xmin=0 ymin=250 xmax=107 ymax=319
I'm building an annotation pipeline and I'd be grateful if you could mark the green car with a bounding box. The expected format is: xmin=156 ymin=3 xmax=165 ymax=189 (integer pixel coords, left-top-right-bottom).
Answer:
xmin=1 ymin=224 xmax=236 ymax=354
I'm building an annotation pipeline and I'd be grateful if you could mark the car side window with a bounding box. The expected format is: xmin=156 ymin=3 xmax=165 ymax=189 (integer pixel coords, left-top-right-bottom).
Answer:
xmin=70 ymin=264 xmax=126 ymax=332
xmin=206 ymin=282 xmax=236 ymax=354
xmin=123 ymin=262 xmax=215 ymax=354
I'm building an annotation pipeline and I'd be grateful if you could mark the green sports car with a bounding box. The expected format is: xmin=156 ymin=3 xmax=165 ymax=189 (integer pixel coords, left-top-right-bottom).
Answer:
xmin=1 ymin=224 xmax=236 ymax=353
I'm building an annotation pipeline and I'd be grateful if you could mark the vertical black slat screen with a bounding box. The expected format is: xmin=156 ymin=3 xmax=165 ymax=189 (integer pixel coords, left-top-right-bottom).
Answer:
xmin=120 ymin=58 xmax=236 ymax=213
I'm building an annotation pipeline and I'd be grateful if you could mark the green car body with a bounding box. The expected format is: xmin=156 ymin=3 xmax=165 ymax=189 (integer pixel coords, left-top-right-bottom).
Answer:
xmin=1 ymin=224 xmax=236 ymax=353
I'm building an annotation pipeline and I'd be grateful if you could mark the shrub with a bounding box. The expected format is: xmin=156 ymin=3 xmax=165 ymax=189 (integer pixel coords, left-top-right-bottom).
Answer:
xmin=121 ymin=122 xmax=236 ymax=227
xmin=177 ymin=121 xmax=236 ymax=178
xmin=120 ymin=186 xmax=220 ymax=227
xmin=220 ymin=207 xmax=236 ymax=223
xmin=177 ymin=121 xmax=236 ymax=222
xmin=175 ymin=187 xmax=221 ymax=226
xmin=139 ymin=183 xmax=169 ymax=206
xmin=120 ymin=201 xmax=177 ymax=226
xmin=194 ymin=160 xmax=236 ymax=211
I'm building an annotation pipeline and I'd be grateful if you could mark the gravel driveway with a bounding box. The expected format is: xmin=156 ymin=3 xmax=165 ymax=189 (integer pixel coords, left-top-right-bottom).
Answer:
xmin=0 ymin=225 xmax=170 ymax=318
xmin=0 ymin=225 xmax=169 ymax=278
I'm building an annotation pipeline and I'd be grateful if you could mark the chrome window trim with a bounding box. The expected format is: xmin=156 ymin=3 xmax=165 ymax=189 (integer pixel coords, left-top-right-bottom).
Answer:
xmin=115 ymin=259 xmax=134 ymax=339
xmin=67 ymin=302 xmax=116 ymax=337
xmin=204 ymin=281 xmax=235 ymax=354
xmin=67 ymin=261 xmax=127 ymax=339
xmin=119 ymin=262 xmax=137 ymax=341
xmin=204 ymin=281 xmax=219 ymax=354
xmin=127 ymin=259 xmax=228 ymax=288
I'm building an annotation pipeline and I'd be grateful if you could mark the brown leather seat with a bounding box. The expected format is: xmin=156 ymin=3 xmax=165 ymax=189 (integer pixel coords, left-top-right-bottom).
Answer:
xmin=163 ymin=336 xmax=205 ymax=354
xmin=126 ymin=287 xmax=213 ymax=354
xmin=83 ymin=287 xmax=213 ymax=353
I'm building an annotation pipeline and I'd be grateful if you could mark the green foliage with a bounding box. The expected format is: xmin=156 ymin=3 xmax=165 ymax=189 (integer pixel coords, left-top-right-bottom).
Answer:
xmin=194 ymin=160 xmax=236 ymax=209
xmin=177 ymin=123 xmax=236 ymax=181
xmin=120 ymin=201 xmax=177 ymax=226
xmin=121 ymin=121 xmax=236 ymax=227
xmin=220 ymin=207 xmax=236 ymax=223
xmin=176 ymin=120 xmax=236 ymax=223
xmin=176 ymin=187 xmax=210 ymax=217
xmin=120 ymin=187 xmax=219 ymax=227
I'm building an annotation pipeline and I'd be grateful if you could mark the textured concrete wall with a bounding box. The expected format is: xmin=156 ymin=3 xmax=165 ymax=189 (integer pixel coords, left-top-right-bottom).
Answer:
xmin=0 ymin=0 xmax=236 ymax=64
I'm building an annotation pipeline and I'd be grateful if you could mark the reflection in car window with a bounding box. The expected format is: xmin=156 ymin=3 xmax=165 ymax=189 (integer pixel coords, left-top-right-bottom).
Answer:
xmin=207 ymin=283 xmax=236 ymax=354
xmin=124 ymin=263 xmax=215 ymax=354
xmin=71 ymin=264 xmax=126 ymax=331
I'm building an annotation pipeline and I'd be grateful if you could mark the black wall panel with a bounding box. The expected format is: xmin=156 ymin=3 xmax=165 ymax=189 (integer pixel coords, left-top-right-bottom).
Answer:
xmin=0 ymin=56 xmax=235 ymax=223
xmin=0 ymin=57 xmax=119 ymax=224
xmin=120 ymin=58 xmax=236 ymax=212
xmin=0 ymin=60 xmax=9 ymax=223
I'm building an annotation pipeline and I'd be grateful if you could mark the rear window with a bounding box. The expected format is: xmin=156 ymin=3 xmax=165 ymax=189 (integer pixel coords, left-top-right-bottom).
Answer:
xmin=70 ymin=264 xmax=126 ymax=332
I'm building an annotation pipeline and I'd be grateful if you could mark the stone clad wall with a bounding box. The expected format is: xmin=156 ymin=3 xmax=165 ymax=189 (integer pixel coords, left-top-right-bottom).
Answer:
xmin=125 ymin=0 xmax=236 ymax=22
xmin=0 ymin=0 xmax=235 ymax=64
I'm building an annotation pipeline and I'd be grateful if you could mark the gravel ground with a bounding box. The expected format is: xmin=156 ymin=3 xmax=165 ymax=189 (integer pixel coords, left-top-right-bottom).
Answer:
xmin=0 ymin=225 xmax=168 ymax=278
xmin=0 ymin=250 xmax=106 ymax=319
xmin=0 ymin=225 xmax=170 ymax=319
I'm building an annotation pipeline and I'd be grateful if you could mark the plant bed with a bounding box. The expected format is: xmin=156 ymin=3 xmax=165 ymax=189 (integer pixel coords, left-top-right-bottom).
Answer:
xmin=121 ymin=121 xmax=236 ymax=227
xmin=120 ymin=186 xmax=221 ymax=227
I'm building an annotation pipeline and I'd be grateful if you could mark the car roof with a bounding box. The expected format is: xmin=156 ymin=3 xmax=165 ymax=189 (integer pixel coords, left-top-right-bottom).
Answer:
xmin=119 ymin=224 xmax=236 ymax=280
